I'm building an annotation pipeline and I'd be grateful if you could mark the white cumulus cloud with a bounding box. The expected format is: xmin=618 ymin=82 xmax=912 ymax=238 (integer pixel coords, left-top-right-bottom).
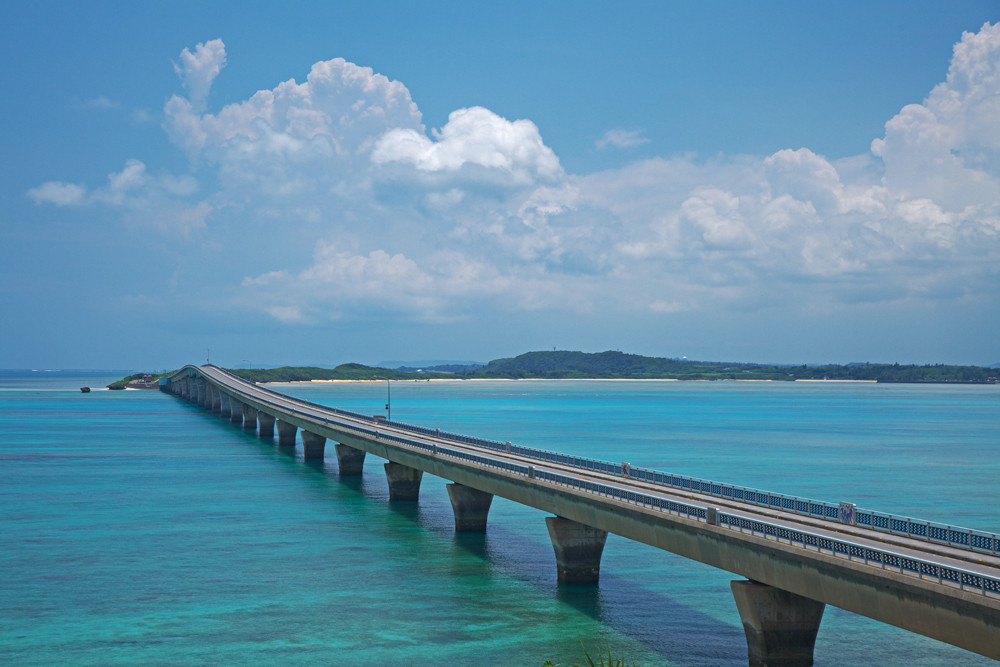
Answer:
xmin=28 ymin=181 xmax=87 ymax=206
xmin=28 ymin=159 xmax=209 ymax=235
xmin=26 ymin=27 xmax=1000 ymax=330
xmin=372 ymin=106 xmax=563 ymax=183
xmin=164 ymin=44 xmax=422 ymax=167
xmin=596 ymin=128 xmax=649 ymax=150
xmin=240 ymin=240 xmax=543 ymax=323
xmin=173 ymin=39 xmax=227 ymax=112
xmin=872 ymin=22 xmax=1000 ymax=211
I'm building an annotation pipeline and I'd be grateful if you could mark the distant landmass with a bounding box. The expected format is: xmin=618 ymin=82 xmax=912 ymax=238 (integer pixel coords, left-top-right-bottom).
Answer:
xmin=379 ymin=360 xmax=484 ymax=371
xmin=115 ymin=351 xmax=1000 ymax=386
xmin=459 ymin=351 xmax=998 ymax=383
xmin=208 ymin=350 xmax=998 ymax=385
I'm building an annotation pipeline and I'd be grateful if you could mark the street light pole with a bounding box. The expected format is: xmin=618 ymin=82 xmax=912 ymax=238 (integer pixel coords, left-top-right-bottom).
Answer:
xmin=385 ymin=378 xmax=391 ymax=422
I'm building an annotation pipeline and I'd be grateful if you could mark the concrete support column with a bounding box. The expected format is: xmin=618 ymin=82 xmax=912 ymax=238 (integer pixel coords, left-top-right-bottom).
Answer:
xmin=210 ymin=386 xmax=222 ymax=414
xmin=229 ymin=399 xmax=243 ymax=425
xmin=446 ymin=483 xmax=494 ymax=532
xmin=242 ymin=405 xmax=258 ymax=431
xmin=383 ymin=462 xmax=423 ymax=501
xmin=730 ymin=580 xmax=825 ymax=667
xmin=301 ymin=431 xmax=326 ymax=459
xmin=545 ymin=516 xmax=608 ymax=584
xmin=258 ymin=412 xmax=275 ymax=438
xmin=220 ymin=393 xmax=232 ymax=418
xmin=197 ymin=380 xmax=208 ymax=407
xmin=276 ymin=420 xmax=297 ymax=447
xmin=334 ymin=444 xmax=366 ymax=475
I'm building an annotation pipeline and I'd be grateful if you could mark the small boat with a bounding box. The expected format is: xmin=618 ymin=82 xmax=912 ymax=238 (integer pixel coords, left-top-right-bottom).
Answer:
xmin=80 ymin=387 xmax=91 ymax=393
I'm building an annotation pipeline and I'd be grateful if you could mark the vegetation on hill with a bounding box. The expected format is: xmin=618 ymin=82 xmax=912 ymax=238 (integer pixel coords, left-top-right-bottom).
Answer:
xmin=107 ymin=371 xmax=172 ymax=389
xmin=467 ymin=350 xmax=787 ymax=380
xmin=113 ymin=352 xmax=999 ymax=386
xmin=465 ymin=351 xmax=997 ymax=383
xmin=227 ymin=364 xmax=452 ymax=383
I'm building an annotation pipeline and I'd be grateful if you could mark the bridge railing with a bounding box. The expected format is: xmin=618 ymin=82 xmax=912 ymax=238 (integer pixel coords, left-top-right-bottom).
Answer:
xmin=714 ymin=512 xmax=1000 ymax=597
xmin=198 ymin=365 xmax=382 ymax=424
xmin=183 ymin=365 xmax=1000 ymax=557
xmin=402 ymin=430 xmax=1000 ymax=599
xmin=364 ymin=395 xmax=1000 ymax=556
xmin=391 ymin=412 xmax=1000 ymax=556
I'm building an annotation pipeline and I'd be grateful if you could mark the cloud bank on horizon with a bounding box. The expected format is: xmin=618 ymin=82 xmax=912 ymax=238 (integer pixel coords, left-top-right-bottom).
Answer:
xmin=28 ymin=25 xmax=1000 ymax=342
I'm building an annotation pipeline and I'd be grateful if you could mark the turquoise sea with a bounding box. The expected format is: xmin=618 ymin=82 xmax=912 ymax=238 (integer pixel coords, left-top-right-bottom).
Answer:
xmin=1 ymin=370 xmax=998 ymax=666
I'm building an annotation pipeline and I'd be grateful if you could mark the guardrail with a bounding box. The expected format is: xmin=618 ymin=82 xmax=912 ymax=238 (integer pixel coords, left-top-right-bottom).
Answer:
xmin=421 ymin=438 xmax=1000 ymax=599
xmin=347 ymin=413 xmax=1000 ymax=599
xmin=389 ymin=415 xmax=1000 ymax=557
xmin=176 ymin=366 xmax=1000 ymax=559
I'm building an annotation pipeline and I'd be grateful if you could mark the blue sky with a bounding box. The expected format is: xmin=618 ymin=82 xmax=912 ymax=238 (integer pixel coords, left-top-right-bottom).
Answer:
xmin=3 ymin=1 xmax=999 ymax=370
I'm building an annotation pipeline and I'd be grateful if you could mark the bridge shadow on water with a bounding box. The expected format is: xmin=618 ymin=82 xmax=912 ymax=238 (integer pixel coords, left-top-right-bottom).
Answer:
xmin=191 ymin=410 xmax=746 ymax=665
xmin=449 ymin=527 xmax=746 ymax=666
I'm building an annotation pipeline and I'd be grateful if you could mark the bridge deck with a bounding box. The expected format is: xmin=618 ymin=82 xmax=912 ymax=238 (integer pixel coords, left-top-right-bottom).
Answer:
xmin=166 ymin=364 xmax=1000 ymax=660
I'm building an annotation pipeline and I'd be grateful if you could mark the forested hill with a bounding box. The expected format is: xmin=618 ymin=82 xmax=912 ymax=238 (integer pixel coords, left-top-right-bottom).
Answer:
xmin=465 ymin=351 xmax=998 ymax=383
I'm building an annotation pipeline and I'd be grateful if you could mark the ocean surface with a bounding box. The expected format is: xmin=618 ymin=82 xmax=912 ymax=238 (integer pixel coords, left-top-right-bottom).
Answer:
xmin=1 ymin=370 xmax=998 ymax=666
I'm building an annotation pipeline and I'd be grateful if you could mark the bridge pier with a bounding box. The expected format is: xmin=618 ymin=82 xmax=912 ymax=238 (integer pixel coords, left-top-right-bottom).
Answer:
xmin=301 ymin=431 xmax=326 ymax=459
xmin=276 ymin=420 xmax=297 ymax=447
xmin=210 ymin=386 xmax=222 ymax=414
xmin=258 ymin=412 xmax=275 ymax=438
xmin=446 ymin=483 xmax=494 ymax=532
xmin=545 ymin=516 xmax=608 ymax=584
xmin=242 ymin=405 xmax=258 ymax=431
xmin=730 ymin=580 xmax=825 ymax=667
xmin=197 ymin=380 xmax=208 ymax=407
xmin=335 ymin=443 xmax=366 ymax=475
xmin=229 ymin=399 xmax=243 ymax=425
xmin=219 ymin=392 xmax=232 ymax=418
xmin=384 ymin=462 xmax=422 ymax=501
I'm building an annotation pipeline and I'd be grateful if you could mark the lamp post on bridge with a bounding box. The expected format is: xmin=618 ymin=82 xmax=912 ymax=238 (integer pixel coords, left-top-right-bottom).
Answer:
xmin=375 ymin=376 xmax=391 ymax=422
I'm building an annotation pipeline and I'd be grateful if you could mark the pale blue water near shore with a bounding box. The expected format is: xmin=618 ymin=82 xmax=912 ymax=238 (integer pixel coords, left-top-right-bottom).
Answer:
xmin=1 ymin=371 xmax=998 ymax=665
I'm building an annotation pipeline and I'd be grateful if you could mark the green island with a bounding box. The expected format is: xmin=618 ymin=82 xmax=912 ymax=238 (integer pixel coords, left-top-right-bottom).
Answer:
xmin=112 ymin=350 xmax=999 ymax=387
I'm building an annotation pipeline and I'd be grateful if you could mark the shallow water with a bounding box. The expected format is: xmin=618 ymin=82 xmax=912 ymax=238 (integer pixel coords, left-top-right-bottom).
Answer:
xmin=1 ymin=373 xmax=997 ymax=665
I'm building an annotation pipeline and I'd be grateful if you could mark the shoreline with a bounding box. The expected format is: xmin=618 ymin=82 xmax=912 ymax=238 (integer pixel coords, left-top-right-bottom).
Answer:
xmin=259 ymin=377 xmax=879 ymax=386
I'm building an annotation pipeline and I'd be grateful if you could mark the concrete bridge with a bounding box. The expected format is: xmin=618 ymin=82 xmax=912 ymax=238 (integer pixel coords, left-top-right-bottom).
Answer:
xmin=161 ymin=365 xmax=1000 ymax=665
